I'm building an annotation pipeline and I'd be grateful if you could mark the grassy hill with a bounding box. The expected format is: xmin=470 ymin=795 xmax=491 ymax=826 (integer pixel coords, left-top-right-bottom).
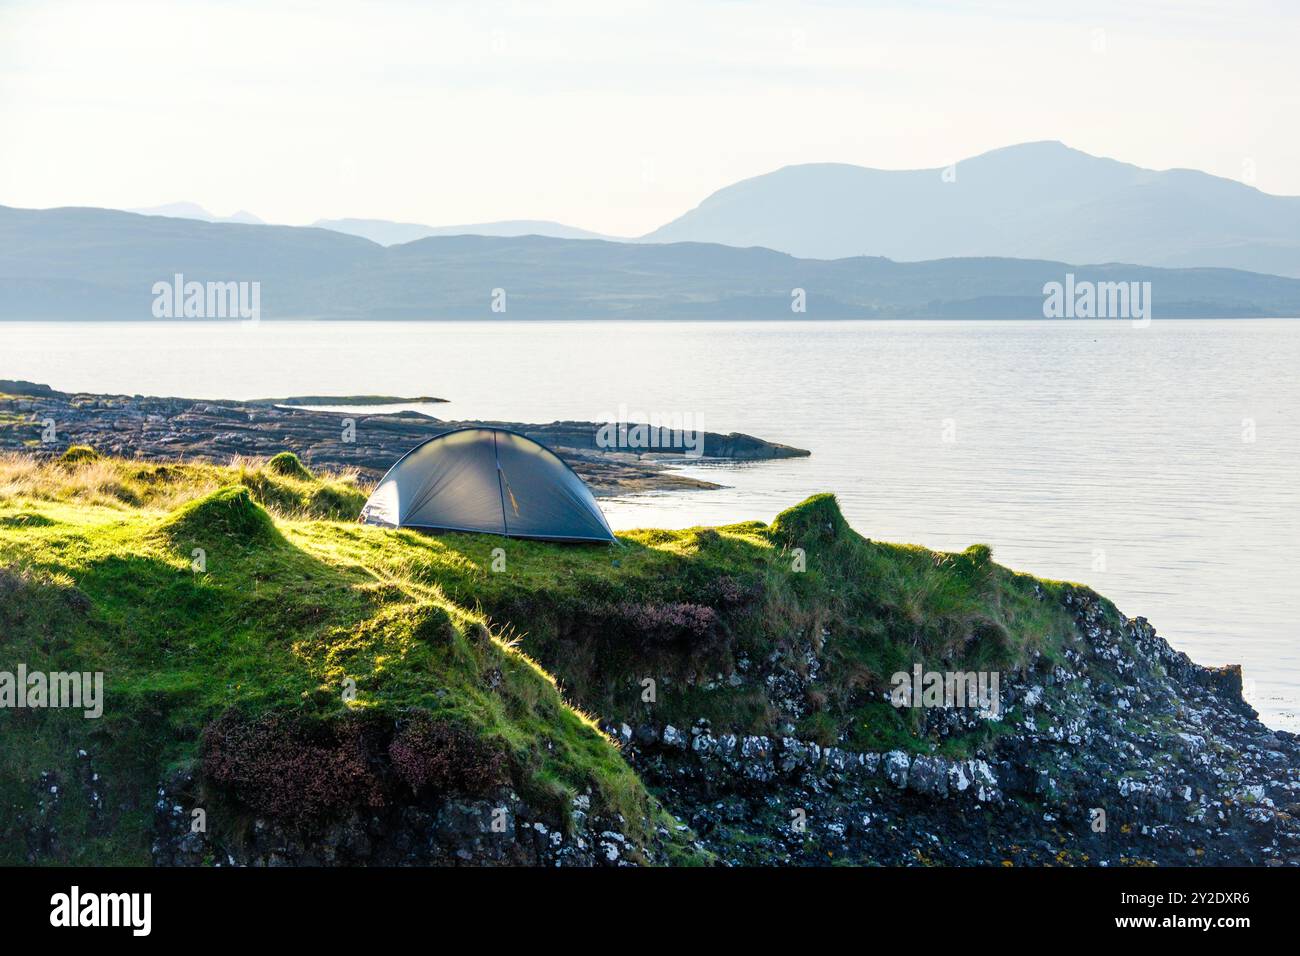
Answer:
xmin=0 ymin=450 xmax=1101 ymax=864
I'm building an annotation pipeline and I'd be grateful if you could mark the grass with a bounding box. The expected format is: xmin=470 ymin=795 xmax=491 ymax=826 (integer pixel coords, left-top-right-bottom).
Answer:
xmin=0 ymin=455 xmax=1100 ymax=865
xmin=0 ymin=451 xmax=366 ymax=518
xmin=0 ymin=454 xmax=680 ymax=863
xmin=316 ymin=492 xmax=1081 ymax=745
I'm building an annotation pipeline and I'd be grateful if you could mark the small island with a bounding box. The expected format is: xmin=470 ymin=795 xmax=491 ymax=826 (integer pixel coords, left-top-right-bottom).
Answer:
xmin=251 ymin=395 xmax=448 ymax=406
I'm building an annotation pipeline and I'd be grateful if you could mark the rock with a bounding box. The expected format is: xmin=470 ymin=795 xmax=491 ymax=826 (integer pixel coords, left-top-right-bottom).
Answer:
xmin=908 ymin=756 xmax=949 ymax=798
xmin=970 ymin=761 xmax=1000 ymax=802
xmin=779 ymin=737 xmax=820 ymax=773
xmin=634 ymin=724 xmax=659 ymax=746
xmin=883 ymin=751 xmax=911 ymax=788
xmin=662 ymin=725 xmax=687 ymax=750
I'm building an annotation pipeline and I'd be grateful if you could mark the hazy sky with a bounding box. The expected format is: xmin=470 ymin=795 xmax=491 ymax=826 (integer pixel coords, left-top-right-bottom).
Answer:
xmin=1 ymin=0 xmax=1296 ymax=236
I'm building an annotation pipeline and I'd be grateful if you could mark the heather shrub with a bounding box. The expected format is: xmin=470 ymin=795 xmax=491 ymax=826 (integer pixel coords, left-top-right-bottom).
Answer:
xmin=945 ymin=543 xmax=995 ymax=590
xmin=388 ymin=715 xmax=505 ymax=797
xmin=770 ymin=492 xmax=849 ymax=546
xmin=200 ymin=711 xmax=385 ymax=821
xmin=612 ymin=601 xmax=718 ymax=644
xmin=691 ymin=528 xmax=721 ymax=549
xmin=711 ymin=574 xmax=762 ymax=608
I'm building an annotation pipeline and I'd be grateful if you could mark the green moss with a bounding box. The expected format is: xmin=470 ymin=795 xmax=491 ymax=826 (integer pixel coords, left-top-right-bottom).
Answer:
xmin=156 ymin=484 xmax=282 ymax=546
xmin=770 ymin=492 xmax=850 ymax=545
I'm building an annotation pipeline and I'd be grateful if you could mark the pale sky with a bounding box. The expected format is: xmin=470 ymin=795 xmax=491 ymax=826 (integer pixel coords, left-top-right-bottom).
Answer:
xmin=1 ymin=0 xmax=1297 ymax=236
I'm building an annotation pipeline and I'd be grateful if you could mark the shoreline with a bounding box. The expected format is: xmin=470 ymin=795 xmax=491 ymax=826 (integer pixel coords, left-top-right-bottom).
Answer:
xmin=6 ymin=314 xmax=1300 ymax=323
xmin=0 ymin=380 xmax=809 ymax=498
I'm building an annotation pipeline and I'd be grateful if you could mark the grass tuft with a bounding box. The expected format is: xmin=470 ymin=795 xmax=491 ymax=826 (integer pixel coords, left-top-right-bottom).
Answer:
xmin=59 ymin=444 xmax=100 ymax=464
xmin=266 ymin=451 xmax=313 ymax=480
xmin=156 ymin=484 xmax=282 ymax=546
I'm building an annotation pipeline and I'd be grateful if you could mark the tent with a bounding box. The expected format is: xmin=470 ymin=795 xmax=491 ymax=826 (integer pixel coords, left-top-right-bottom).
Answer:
xmin=359 ymin=427 xmax=616 ymax=543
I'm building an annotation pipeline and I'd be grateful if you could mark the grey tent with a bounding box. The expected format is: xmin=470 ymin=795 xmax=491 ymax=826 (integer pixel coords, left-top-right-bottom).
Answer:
xmin=359 ymin=427 xmax=615 ymax=542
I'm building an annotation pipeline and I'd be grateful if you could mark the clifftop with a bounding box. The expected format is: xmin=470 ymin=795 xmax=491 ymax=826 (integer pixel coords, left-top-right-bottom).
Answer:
xmin=1 ymin=454 xmax=1295 ymax=866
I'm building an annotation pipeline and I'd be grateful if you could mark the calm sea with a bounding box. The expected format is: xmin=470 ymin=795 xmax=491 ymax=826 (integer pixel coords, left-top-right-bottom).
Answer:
xmin=5 ymin=318 xmax=1298 ymax=728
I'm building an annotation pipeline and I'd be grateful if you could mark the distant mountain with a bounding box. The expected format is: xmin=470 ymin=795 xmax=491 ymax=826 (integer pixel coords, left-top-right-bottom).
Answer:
xmin=130 ymin=202 xmax=266 ymax=225
xmin=641 ymin=142 xmax=1300 ymax=278
xmin=0 ymin=206 xmax=377 ymax=318
xmin=3 ymin=204 xmax=1299 ymax=321
xmin=314 ymin=217 xmax=616 ymax=246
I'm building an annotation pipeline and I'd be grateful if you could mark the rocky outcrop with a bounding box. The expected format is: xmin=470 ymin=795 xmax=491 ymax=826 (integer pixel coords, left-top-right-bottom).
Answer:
xmin=601 ymin=589 xmax=1300 ymax=866
xmin=153 ymin=584 xmax=1298 ymax=868
xmin=151 ymin=770 xmax=677 ymax=867
xmin=0 ymin=380 xmax=809 ymax=495
xmin=107 ymin=577 xmax=1300 ymax=868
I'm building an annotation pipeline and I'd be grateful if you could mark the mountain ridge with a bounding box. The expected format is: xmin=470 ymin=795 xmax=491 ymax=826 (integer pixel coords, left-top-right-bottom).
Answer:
xmin=45 ymin=141 xmax=1300 ymax=276
xmin=641 ymin=141 xmax=1300 ymax=276
xmin=312 ymin=217 xmax=619 ymax=246
xmin=129 ymin=201 xmax=266 ymax=225
xmin=3 ymin=203 xmax=1300 ymax=320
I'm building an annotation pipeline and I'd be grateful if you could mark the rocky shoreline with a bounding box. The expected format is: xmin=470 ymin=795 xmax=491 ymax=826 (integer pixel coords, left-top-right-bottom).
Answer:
xmin=142 ymin=586 xmax=1300 ymax=867
xmin=605 ymin=589 xmax=1299 ymax=866
xmin=0 ymin=380 xmax=809 ymax=496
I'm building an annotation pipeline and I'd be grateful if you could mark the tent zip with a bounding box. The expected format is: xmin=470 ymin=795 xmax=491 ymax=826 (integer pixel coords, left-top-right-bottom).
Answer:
xmin=492 ymin=429 xmax=511 ymax=538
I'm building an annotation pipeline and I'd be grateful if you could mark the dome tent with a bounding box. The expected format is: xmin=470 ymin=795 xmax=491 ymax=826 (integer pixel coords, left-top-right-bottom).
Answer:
xmin=359 ymin=427 xmax=615 ymax=543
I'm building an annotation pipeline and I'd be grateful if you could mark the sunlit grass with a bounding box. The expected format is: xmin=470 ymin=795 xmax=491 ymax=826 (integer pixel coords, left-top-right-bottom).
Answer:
xmin=0 ymin=454 xmax=1096 ymax=864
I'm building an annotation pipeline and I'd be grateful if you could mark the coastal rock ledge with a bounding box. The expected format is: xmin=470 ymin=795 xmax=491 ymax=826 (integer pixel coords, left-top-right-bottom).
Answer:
xmin=147 ymin=588 xmax=1299 ymax=867
xmin=607 ymin=590 xmax=1300 ymax=866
